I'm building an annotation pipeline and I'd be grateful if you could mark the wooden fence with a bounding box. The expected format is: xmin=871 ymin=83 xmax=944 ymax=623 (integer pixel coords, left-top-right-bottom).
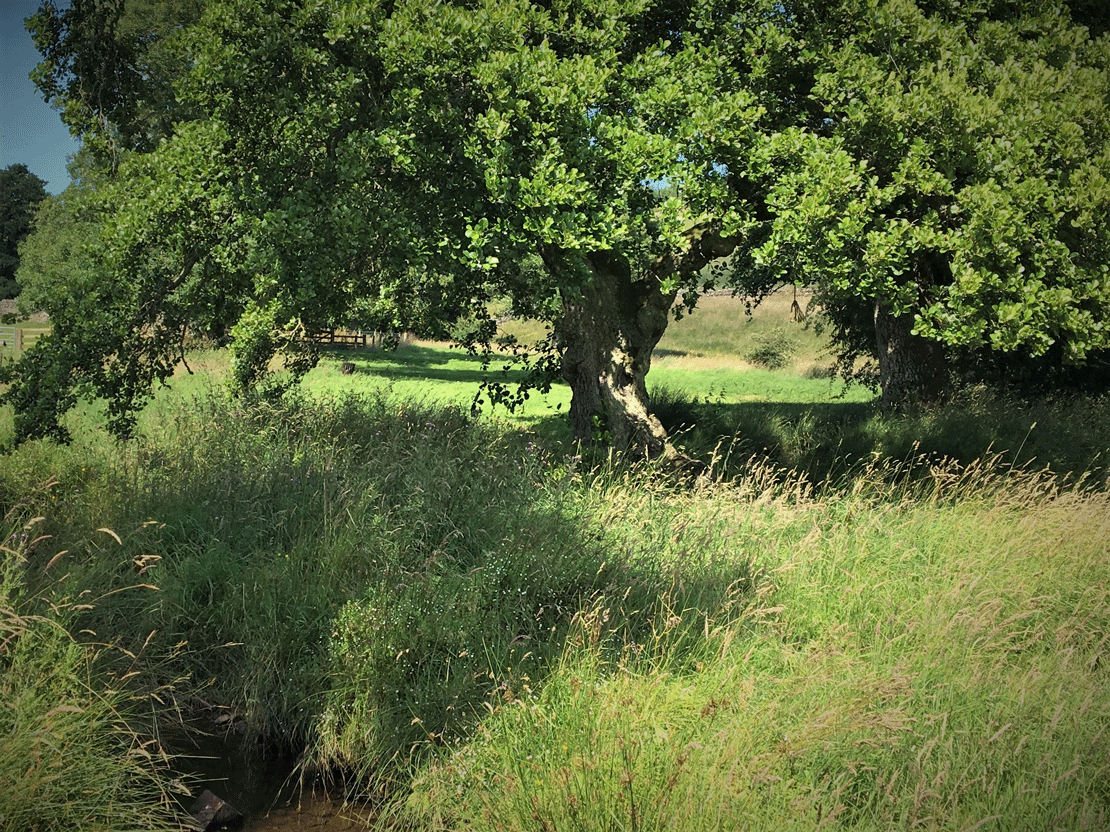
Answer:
xmin=1 ymin=325 xmax=402 ymax=356
xmin=0 ymin=325 xmax=50 ymax=355
xmin=313 ymin=329 xmax=407 ymax=349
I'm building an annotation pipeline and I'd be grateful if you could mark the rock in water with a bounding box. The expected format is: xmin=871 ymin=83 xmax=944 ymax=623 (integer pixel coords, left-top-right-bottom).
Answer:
xmin=188 ymin=789 xmax=244 ymax=831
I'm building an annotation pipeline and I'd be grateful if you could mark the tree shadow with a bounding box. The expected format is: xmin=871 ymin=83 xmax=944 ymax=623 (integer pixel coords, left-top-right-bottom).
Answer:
xmin=652 ymin=348 xmax=691 ymax=359
xmin=658 ymin=396 xmax=1106 ymax=486
xmin=29 ymin=391 xmax=762 ymax=808
xmin=320 ymin=344 xmax=532 ymax=386
xmin=322 ymin=346 xmax=1107 ymax=486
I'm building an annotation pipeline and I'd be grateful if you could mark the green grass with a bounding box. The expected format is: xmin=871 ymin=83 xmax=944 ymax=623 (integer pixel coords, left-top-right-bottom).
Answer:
xmin=0 ymin=322 xmax=51 ymax=360
xmin=404 ymin=462 xmax=1110 ymax=831
xmin=291 ymin=339 xmax=1106 ymax=485
xmin=0 ymin=292 xmax=1108 ymax=830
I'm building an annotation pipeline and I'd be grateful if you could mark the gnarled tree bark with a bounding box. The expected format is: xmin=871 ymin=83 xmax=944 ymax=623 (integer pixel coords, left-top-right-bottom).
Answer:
xmin=873 ymin=260 xmax=950 ymax=411
xmin=554 ymin=226 xmax=737 ymax=462
xmin=558 ymin=252 xmax=675 ymax=458
xmin=874 ymin=298 xmax=948 ymax=410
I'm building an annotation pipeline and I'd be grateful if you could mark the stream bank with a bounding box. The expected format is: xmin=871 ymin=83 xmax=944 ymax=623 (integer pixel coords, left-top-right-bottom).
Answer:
xmin=169 ymin=719 xmax=377 ymax=831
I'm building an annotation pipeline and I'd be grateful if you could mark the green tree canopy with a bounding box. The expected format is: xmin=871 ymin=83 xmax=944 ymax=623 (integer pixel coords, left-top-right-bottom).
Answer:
xmin=27 ymin=0 xmax=206 ymax=165
xmin=0 ymin=164 xmax=48 ymax=300
xmin=6 ymin=0 xmax=1109 ymax=448
xmin=7 ymin=0 xmax=768 ymax=453
xmin=729 ymin=0 xmax=1110 ymax=406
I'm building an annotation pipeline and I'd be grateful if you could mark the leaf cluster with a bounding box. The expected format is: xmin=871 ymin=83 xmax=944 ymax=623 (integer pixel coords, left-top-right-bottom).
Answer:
xmin=730 ymin=0 xmax=1110 ymax=378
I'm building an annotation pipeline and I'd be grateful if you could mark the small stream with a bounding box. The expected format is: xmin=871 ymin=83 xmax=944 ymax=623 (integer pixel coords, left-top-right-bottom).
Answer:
xmin=240 ymin=795 xmax=376 ymax=832
xmin=170 ymin=725 xmax=377 ymax=831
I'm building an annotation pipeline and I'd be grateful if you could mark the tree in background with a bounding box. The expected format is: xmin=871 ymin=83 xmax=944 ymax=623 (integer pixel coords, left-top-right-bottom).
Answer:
xmin=5 ymin=0 xmax=1109 ymax=448
xmin=728 ymin=0 xmax=1110 ymax=408
xmin=0 ymin=164 xmax=48 ymax=300
xmin=16 ymin=152 xmax=110 ymax=320
xmin=6 ymin=0 xmax=769 ymax=455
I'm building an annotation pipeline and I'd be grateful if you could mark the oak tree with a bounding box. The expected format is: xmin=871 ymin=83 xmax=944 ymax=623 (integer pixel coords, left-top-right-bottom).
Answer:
xmin=729 ymin=0 xmax=1110 ymax=407
xmin=8 ymin=0 xmax=770 ymax=456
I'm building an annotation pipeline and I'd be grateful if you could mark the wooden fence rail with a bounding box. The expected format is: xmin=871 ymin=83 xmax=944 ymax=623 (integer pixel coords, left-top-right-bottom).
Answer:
xmin=313 ymin=329 xmax=405 ymax=349
xmin=0 ymin=325 xmax=50 ymax=355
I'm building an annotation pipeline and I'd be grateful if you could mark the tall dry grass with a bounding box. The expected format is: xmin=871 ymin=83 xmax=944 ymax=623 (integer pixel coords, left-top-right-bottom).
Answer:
xmin=0 ymin=511 xmax=180 ymax=832
xmin=405 ymin=459 xmax=1110 ymax=831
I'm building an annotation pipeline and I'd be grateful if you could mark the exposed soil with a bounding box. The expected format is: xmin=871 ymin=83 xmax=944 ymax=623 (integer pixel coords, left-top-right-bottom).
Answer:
xmin=0 ymin=299 xmax=48 ymax=323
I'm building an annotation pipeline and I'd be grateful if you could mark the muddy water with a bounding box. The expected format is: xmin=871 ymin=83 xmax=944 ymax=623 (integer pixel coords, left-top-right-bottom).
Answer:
xmin=241 ymin=794 xmax=376 ymax=831
xmin=171 ymin=728 xmax=377 ymax=831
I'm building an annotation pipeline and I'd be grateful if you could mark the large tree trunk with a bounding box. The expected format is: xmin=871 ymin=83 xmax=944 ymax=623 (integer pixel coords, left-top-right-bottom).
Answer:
xmin=874 ymin=299 xmax=949 ymax=411
xmin=557 ymin=252 xmax=675 ymax=459
xmin=554 ymin=229 xmax=737 ymax=462
xmin=874 ymin=256 xmax=951 ymax=410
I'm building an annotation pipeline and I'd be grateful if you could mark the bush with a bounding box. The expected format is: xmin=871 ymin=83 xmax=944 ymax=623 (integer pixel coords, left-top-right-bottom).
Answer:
xmin=649 ymin=384 xmax=698 ymax=430
xmin=744 ymin=326 xmax=798 ymax=370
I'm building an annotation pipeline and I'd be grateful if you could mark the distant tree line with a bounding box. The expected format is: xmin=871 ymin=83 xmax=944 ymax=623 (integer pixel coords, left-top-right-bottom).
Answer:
xmin=0 ymin=164 xmax=47 ymax=300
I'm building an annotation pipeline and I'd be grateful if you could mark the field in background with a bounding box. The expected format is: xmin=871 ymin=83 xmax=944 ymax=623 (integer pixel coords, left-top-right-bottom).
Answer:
xmin=303 ymin=291 xmax=866 ymax=453
xmin=0 ymin=322 xmax=50 ymax=357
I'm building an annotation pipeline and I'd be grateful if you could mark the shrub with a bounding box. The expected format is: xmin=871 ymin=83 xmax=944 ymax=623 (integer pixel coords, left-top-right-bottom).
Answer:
xmin=744 ymin=326 xmax=798 ymax=370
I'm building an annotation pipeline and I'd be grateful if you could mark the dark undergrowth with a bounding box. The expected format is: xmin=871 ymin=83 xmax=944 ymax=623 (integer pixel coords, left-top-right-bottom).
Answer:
xmin=650 ymin=382 xmax=1109 ymax=489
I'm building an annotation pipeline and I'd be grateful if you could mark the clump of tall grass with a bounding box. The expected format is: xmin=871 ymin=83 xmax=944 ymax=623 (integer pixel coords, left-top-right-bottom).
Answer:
xmin=403 ymin=461 xmax=1110 ymax=831
xmin=0 ymin=513 xmax=180 ymax=832
xmin=2 ymin=388 xmax=765 ymax=797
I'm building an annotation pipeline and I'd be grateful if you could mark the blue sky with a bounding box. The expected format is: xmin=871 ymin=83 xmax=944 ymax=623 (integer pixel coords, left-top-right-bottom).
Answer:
xmin=1 ymin=0 xmax=81 ymax=195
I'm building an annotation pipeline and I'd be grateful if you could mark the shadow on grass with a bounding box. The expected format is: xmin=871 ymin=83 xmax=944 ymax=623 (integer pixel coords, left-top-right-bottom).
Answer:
xmin=526 ymin=392 xmax=1107 ymax=489
xmin=652 ymin=348 xmax=692 ymax=359
xmin=655 ymin=396 xmax=1109 ymax=486
xmin=322 ymin=345 xmax=1108 ymax=487
xmin=320 ymin=344 xmax=533 ymax=386
xmin=13 ymin=390 xmax=761 ymax=805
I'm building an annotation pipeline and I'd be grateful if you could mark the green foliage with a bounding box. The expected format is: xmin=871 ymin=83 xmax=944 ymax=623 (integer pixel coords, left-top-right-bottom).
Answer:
xmin=0 ymin=164 xmax=47 ymax=299
xmin=9 ymin=0 xmax=775 ymax=446
xmin=744 ymin=325 xmax=798 ymax=370
xmin=27 ymin=0 xmax=206 ymax=162
xmin=12 ymin=0 xmax=1110 ymax=443
xmin=14 ymin=155 xmax=106 ymax=318
xmin=0 ymin=514 xmax=180 ymax=832
xmin=730 ymin=0 xmax=1110 ymax=398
